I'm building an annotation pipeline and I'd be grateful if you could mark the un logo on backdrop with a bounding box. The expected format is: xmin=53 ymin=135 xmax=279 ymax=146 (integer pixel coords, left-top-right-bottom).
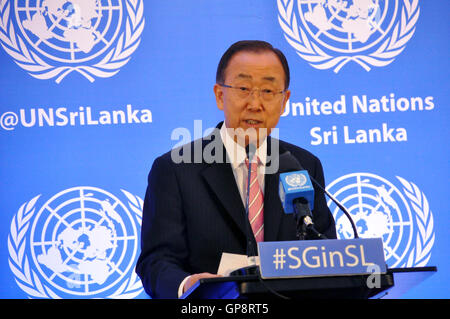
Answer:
xmin=277 ymin=0 xmax=420 ymax=72
xmin=8 ymin=187 xmax=144 ymax=298
xmin=0 ymin=1 xmax=144 ymax=83
xmin=326 ymin=173 xmax=434 ymax=268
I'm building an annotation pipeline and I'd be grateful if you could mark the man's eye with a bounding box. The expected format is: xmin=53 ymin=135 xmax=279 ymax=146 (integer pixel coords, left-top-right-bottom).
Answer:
xmin=239 ymin=87 xmax=251 ymax=92
xmin=262 ymin=89 xmax=274 ymax=94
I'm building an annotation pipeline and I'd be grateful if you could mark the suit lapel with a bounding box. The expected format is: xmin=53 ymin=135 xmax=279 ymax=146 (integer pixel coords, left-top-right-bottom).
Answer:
xmin=200 ymin=129 xmax=286 ymax=242
xmin=200 ymin=126 xmax=248 ymax=238
xmin=263 ymin=172 xmax=283 ymax=241
xmin=201 ymin=161 xmax=248 ymax=238
xmin=263 ymin=138 xmax=286 ymax=242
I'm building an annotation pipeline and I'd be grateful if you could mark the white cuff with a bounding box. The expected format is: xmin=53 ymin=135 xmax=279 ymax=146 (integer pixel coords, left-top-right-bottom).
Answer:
xmin=178 ymin=275 xmax=191 ymax=298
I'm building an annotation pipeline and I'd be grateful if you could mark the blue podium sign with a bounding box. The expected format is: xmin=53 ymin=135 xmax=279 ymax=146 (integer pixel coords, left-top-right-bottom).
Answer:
xmin=258 ymin=239 xmax=386 ymax=279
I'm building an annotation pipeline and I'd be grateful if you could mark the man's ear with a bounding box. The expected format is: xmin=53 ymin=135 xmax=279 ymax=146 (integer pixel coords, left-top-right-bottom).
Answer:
xmin=213 ymin=84 xmax=224 ymax=110
xmin=281 ymin=89 xmax=291 ymax=115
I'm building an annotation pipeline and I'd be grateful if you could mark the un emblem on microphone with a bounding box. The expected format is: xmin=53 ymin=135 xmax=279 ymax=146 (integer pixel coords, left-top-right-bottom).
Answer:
xmin=326 ymin=173 xmax=434 ymax=268
xmin=285 ymin=173 xmax=307 ymax=188
xmin=277 ymin=0 xmax=420 ymax=72
xmin=0 ymin=0 xmax=144 ymax=83
xmin=8 ymin=186 xmax=144 ymax=298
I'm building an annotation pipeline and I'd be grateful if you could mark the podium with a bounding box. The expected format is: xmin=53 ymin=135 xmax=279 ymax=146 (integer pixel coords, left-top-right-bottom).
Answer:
xmin=181 ymin=267 xmax=437 ymax=299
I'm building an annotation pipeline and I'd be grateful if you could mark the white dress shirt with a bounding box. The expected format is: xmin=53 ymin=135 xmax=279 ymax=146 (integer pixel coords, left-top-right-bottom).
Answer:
xmin=220 ymin=122 xmax=267 ymax=203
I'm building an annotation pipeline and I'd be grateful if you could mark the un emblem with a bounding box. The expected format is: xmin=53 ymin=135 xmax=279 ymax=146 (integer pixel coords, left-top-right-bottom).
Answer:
xmin=277 ymin=0 xmax=420 ymax=72
xmin=8 ymin=186 xmax=144 ymax=298
xmin=326 ymin=173 xmax=434 ymax=268
xmin=0 ymin=1 xmax=144 ymax=83
xmin=285 ymin=173 xmax=307 ymax=188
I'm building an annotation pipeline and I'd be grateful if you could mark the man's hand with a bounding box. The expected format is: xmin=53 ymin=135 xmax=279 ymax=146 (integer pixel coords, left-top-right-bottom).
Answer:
xmin=183 ymin=272 xmax=222 ymax=293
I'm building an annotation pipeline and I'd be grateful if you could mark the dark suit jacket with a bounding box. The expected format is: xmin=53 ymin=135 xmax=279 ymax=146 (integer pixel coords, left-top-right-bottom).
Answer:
xmin=136 ymin=124 xmax=336 ymax=298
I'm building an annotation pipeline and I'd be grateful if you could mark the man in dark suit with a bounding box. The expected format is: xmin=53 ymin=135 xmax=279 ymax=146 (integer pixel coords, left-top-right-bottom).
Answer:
xmin=136 ymin=40 xmax=336 ymax=299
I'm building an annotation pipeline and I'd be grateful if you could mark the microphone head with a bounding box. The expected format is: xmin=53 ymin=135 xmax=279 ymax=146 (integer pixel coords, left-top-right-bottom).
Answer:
xmin=279 ymin=170 xmax=315 ymax=214
xmin=278 ymin=151 xmax=304 ymax=173
xmin=245 ymin=143 xmax=256 ymax=161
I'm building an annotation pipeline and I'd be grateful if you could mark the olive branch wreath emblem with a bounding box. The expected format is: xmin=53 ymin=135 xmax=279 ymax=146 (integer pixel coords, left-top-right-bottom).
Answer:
xmin=7 ymin=189 xmax=144 ymax=299
xmin=0 ymin=0 xmax=145 ymax=83
xmin=328 ymin=174 xmax=434 ymax=268
xmin=277 ymin=0 xmax=420 ymax=72
xmin=396 ymin=177 xmax=434 ymax=267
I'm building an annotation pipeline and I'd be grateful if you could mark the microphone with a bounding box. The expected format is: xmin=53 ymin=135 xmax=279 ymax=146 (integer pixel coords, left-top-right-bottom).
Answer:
xmin=279 ymin=170 xmax=327 ymax=240
xmin=278 ymin=149 xmax=303 ymax=173
xmin=244 ymin=144 xmax=258 ymax=265
xmin=232 ymin=145 xmax=292 ymax=300
xmin=230 ymin=144 xmax=259 ymax=276
xmin=245 ymin=143 xmax=256 ymax=162
xmin=279 ymin=151 xmax=359 ymax=239
xmin=232 ymin=146 xmax=298 ymax=275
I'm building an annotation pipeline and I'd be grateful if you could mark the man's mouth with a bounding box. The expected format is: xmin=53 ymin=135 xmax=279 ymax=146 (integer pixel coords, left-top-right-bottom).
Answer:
xmin=244 ymin=119 xmax=262 ymax=125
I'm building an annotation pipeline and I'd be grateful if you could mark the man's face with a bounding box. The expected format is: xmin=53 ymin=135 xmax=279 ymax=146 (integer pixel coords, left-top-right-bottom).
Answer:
xmin=214 ymin=50 xmax=291 ymax=146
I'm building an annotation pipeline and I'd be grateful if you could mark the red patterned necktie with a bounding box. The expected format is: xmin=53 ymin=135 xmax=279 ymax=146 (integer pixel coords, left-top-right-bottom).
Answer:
xmin=245 ymin=157 xmax=264 ymax=242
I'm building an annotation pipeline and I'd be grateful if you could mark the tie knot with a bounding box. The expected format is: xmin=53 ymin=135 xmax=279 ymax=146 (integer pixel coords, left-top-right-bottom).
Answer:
xmin=245 ymin=157 xmax=259 ymax=172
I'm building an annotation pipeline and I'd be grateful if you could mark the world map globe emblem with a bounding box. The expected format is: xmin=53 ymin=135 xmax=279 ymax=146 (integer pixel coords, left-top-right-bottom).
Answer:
xmin=16 ymin=0 xmax=123 ymax=63
xmin=8 ymin=186 xmax=144 ymax=298
xmin=298 ymin=0 xmax=392 ymax=53
xmin=326 ymin=173 xmax=434 ymax=268
xmin=277 ymin=0 xmax=420 ymax=72
xmin=0 ymin=1 xmax=145 ymax=82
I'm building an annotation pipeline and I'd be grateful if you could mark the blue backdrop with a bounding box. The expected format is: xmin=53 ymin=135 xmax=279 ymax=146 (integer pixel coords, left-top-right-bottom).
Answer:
xmin=0 ymin=0 xmax=448 ymax=298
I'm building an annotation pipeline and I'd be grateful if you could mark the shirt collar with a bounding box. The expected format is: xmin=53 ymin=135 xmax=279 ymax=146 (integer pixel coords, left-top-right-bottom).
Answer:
xmin=220 ymin=122 xmax=267 ymax=169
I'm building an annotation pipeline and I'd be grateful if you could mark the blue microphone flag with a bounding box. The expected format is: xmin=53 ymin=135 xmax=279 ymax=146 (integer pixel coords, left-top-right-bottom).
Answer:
xmin=279 ymin=170 xmax=315 ymax=213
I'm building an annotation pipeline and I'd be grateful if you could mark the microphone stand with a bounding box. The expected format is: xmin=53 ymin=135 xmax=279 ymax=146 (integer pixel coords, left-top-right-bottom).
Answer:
xmin=293 ymin=197 xmax=327 ymax=240
xmin=231 ymin=145 xmax=259 ymax=276
xmin=232 ymin=150 xmax=291 ymax=299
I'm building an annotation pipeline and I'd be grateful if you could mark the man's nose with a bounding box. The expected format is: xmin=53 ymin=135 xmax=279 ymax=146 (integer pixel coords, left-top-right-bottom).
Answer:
xmin=247 ymin=90 xmax=264 ymax=110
